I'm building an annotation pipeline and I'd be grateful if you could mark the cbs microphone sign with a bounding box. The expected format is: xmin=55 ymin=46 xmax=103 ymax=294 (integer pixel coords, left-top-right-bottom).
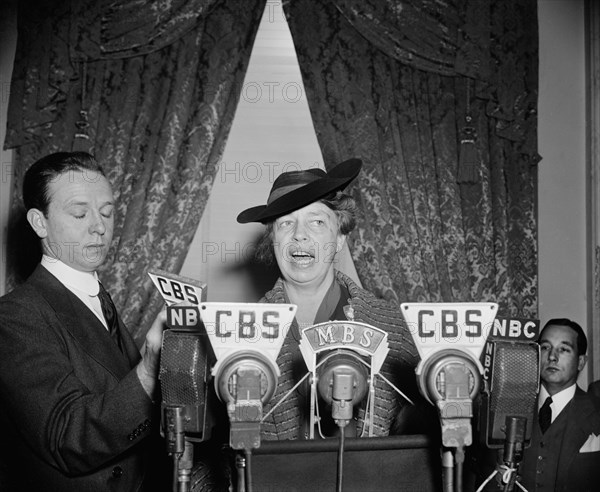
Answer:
xmin=401 ymin=302 xmax=498 ymax=361
xmin=199 ymin=302 xmax=297 ymax=377
xmin=148 ymin=270 xmax=206 ymax=306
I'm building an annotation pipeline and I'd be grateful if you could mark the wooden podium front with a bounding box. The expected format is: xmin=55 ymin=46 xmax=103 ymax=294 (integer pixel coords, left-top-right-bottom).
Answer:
xmin=249 ymin=435 xmax=442 ymax=492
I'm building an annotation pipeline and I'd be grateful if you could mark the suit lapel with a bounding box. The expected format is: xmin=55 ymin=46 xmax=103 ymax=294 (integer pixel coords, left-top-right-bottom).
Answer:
xmin=117 ymin=313 xmax=142 ymax=366
xmin=30 ymin=266 xmax=135 ymax=379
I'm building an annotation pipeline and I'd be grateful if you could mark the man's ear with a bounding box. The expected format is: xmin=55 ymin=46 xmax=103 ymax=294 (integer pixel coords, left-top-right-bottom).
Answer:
xmin=578 ymin=354 xmax=588 ymax=373
xmin=26 ymin=208 xmax=48 ymax=239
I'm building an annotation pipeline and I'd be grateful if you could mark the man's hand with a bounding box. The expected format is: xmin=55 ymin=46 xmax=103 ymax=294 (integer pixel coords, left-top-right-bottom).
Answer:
xmin=136 ymin=306 xmax=168 ymax=399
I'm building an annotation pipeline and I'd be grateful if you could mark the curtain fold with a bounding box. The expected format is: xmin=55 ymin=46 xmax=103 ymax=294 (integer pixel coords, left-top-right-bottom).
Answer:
xmin=333 ymin=0 xmax=462 ymax=75
xmin=68 ymin=0 xmax=219 ymax=60
xmin=5 ymin=0 xmax=267 ymax=344
xmin=284 ymin=0 xmax=539 ymax=317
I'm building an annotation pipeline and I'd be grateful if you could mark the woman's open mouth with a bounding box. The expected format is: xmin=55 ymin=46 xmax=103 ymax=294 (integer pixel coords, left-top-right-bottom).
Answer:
xmin=290 ymin=250 xmax=314 ymax=265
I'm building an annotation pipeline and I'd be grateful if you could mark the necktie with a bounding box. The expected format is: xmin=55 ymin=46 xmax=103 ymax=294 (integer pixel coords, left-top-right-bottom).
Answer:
xmin=539 ymin=396 xmax=553 ymax=434
xmin=98 ymin=282 xmax=123 ymax=352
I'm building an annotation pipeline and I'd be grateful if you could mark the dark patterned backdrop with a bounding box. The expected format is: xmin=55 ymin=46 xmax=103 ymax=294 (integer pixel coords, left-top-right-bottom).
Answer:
xmin=4 ymin=0 xmax=539 ymax=345
xmin=285 ymin=0 xmax=539 ymax=317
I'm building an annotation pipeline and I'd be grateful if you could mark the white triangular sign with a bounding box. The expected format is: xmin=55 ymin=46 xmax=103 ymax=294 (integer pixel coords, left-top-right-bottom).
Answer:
xmin=401 ymin=302 xmax=498 ymax=361
xmin=199 ymin=302 xmax=297 ymax=376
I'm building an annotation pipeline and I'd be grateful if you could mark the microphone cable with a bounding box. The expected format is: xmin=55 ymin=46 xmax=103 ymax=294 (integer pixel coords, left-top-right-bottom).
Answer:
xmin=454 ymin=445 xmax=465 ymax=492
xmin=336 ymin=427 xmax=345 ymax=492
xmin=475 ymin=466 xmax=528 ymax=492
xmin=172 ymin=454 xmax=180 ymax=492
xmin=245 ymin=449 xmax=253 ymax=492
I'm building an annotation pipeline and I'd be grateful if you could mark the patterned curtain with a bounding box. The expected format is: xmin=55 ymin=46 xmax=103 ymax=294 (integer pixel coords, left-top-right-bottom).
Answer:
xmin=4 ymin=0 xmax=267 ymax=344
xmin=284 ymin=0 xmax=539 ymax=317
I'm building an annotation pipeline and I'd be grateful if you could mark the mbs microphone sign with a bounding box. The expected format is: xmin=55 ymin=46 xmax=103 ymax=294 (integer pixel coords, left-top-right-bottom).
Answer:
xmin=301 ymin=321 xmax=387 ymax=354
xmin=299 ymin=321 xmax=390 ymax=375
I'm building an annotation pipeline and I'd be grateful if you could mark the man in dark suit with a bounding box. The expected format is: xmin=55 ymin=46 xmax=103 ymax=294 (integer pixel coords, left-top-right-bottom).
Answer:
xmin=518 ymin=318 xmax=600 ymax=491
xmin=0 ymin=152 xmax=168 ymax=491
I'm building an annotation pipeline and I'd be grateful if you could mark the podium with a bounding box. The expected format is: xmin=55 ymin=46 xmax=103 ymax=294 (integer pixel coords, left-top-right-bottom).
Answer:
xmin=250 ymin=435 xmax=442 ymax=492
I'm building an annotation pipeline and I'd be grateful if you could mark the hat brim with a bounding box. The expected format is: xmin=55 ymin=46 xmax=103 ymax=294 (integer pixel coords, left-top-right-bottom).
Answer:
xmin=236 ymin=158 xmax=362 ymax=224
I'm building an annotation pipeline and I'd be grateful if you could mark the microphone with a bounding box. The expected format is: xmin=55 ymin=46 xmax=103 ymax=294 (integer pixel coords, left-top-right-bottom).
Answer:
xmin=148 ymin=270 xmax=211 ymax=492
xmin=298 ymin=320 xmax=390 ymax=492
xmin=402 ymin=303 xmax=496 ymax=449
xmin=159 ymin=305 xmax=217 ymax=492
xmin=402 ymin=302 xmax=498 ymax=492
xmin=214 ymin=350 xmax=279 ymax=450
xmin=198 ymin=302 xmax=297 ymax=451
xmin=198 ymin=302 xmax=297 ymax=492
xmin=316 ymin=350 xmax=369 ymax=428
xmin=417 ymin=348 xmax=483 ymax=449
xmin=299 ymin=320 xmax=391 ymax=439
xmin=477 ymin=336 xmax=539 ymax=492
xmin=479 ymin=339 xmax=540 ymax=450
xmin=316 ymin=349 xmax=369 ymax=492
xmin=160 ymin=322 xmax=216 ymax=445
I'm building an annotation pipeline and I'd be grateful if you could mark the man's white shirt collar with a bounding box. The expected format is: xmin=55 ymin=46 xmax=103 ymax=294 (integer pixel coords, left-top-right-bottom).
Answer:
xmin=40 ymin=255 xmax=107 ymax=329
xmin=41 ymin=255 xmax=100 ymax=295
xmin=539 ymin=383 xmax=577 ymax=423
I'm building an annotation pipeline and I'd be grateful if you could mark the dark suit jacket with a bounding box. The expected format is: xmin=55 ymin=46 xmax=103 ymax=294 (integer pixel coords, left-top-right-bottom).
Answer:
xmin=0 ymin=265 xmax=161 ymax=491
xmin=517 ymin=387 xmax=600 ymax=492
xmin=588 ymin=380 xmax=600 ymax=399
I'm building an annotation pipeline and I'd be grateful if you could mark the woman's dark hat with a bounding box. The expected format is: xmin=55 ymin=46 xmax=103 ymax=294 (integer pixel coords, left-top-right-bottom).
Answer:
xmin=236 ymin=158 xmax=362 ymax=224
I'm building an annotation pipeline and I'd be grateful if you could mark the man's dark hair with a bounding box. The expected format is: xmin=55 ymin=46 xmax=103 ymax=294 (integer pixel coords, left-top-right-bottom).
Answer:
xmin=23 ymin=152 xmax=105 ymax=214
xmin=538 ymin=318 xmax=588 ymax=356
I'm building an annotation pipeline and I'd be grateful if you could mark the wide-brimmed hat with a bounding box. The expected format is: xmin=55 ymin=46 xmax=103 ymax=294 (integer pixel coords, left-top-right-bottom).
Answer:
xmin=236 ymin=158 xmax=362 ymax=224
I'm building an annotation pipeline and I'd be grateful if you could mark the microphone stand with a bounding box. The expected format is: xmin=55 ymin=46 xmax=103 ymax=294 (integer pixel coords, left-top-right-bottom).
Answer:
xmin=501 ymin=417 xmax=526 ymax=492
xmin=453 ymin=445 xmax=465 ymax=492
xmin=331 ymin=370 xmax=356 ymax=492
xmin=235 ymin=450 xmax=253 ymax=492
xmin=313 ymin=349 xmax=369 ymax=490
xmin=176 ymin=440 xmax=194 ymax=492
xmin=227 ymin=367 xmax=264 ymax=492
xmin=164 ymin=406 xmax=194 ymax=492
xmin=441 ymin=449 xmax=454 ymax=492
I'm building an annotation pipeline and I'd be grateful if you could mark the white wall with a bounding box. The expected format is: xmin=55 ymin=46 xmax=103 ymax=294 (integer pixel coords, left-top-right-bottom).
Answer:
xmin=537 ymin=0 xmax=589 ymax=385
xmin=0 ymin=0 xmax=17 ymax=297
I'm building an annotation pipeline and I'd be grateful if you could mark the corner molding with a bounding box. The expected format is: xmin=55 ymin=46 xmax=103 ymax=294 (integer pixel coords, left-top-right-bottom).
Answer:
xmin=587 ymin=0 xmax=600 ymax=383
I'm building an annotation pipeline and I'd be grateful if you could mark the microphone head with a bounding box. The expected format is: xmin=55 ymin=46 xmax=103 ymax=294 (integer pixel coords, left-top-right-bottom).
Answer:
xmin=213 ymin=350 xmax=279 ymax=405
xmin=479 ymin=341 xmax=540 ymax=448
xmin=316 ymin=349 xmax=369 ymax=406
xmin=159 ymin=329 xmax=216 ymax=440
xmin=417 ymin=348 xmax=482 ymax=407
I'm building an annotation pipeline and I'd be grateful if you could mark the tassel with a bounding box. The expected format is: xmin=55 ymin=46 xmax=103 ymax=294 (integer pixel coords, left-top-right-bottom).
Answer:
xmin=71 ymin=61 xmax=91 ymax=152
xmin=457 ymin=117 xmax=480 ymax=184
xmin=71 ymin=110 xmax=91 ymax=152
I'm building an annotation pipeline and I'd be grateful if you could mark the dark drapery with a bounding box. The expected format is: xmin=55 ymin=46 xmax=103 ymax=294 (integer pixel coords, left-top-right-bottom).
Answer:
xmin=4 ymin=0 xmax=267 ymax=344
xmin=284 ymin=0 xmax=539 ymax=317
xmin=4 ymin=0 xmax=540 ymax=342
